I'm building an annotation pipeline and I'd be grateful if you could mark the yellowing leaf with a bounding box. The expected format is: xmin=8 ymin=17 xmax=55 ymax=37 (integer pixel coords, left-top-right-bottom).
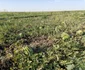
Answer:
xmin=76 ymin=30 xmax=83 ymax=35
xmin=61 ymin=32 xmax=70 ymax=40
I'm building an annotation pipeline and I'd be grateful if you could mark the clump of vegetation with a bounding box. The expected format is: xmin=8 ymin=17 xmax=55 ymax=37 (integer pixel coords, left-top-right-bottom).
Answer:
xmin=61 ymin=32 xmax=70 ymax=40
xmin=0 ymin=11 xmax=85 ymax=70
xmin=76 ymin=30 xmax=83 ymax=35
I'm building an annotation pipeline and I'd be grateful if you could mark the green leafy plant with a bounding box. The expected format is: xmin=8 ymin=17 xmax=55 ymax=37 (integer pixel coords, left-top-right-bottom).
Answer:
xmin=0 ymin=11 xmax=85 ymax=70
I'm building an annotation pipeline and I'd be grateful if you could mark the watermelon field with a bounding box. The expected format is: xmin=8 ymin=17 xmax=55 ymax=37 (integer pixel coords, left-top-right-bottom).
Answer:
xmin=0 ymin=11 xmax=85 ymax=70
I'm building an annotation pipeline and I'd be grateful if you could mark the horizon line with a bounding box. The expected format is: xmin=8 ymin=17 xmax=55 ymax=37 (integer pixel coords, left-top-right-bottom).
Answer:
xmin=0 ymin=9 xmax=85 ymax=12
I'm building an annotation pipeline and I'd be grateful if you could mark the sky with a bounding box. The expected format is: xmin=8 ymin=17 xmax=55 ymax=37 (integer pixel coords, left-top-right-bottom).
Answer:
xmin=0 ymin=0 xmax=85 ymax=12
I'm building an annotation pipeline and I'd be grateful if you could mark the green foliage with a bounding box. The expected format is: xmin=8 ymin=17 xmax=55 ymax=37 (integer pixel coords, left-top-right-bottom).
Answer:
xmin=0 ymin=11 xmax=85 ymax=70
xmin=11 ymin=45 xmax=33 ymax=70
